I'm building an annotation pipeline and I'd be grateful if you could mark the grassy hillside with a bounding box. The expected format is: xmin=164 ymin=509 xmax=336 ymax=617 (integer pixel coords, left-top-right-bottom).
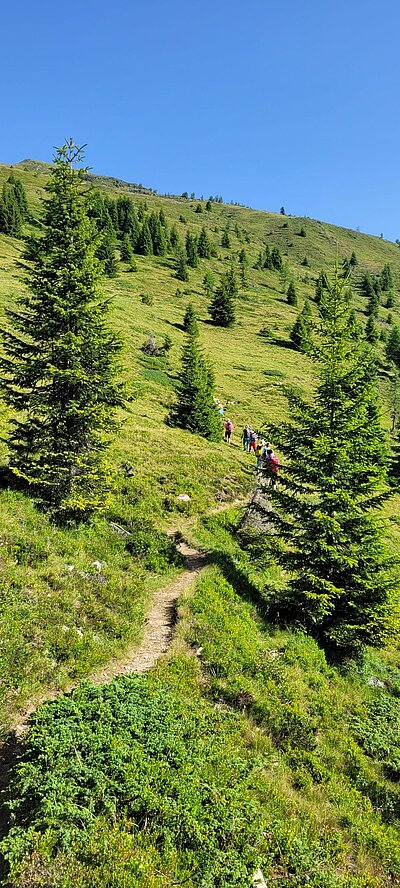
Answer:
xmin=0 ymin=161 xmax=400 ymax=885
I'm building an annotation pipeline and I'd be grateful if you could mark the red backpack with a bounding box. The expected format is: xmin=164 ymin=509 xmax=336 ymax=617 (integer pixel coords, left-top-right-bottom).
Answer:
xmin=269 ymin=455 xmax=279 ymax=473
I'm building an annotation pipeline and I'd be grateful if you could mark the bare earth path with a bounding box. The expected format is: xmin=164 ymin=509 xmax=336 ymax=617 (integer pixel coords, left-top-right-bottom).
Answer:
xmin=89 ymin=541 xmax=208 ymax=683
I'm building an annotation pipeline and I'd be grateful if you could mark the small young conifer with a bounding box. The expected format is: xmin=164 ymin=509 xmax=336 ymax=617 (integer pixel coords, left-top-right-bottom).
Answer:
xmin=185 ymin=231 xmax=199 ymax=267
xmin=386 ymin=326 xmax=400 ymax=367
xmin=96 ymin=223 xmax=118 ymax=278
xmin=0 ymin=140 xmax=123 ymax=519
xmin=290 ymin=299 xmax=312 ymax=352
xmin=183 ymin=302 xmax=197 ymax=333
xmin=176 ymin=246 xmax=189 ymax=282
xmin=365 ymin=314 xmax=379 ymax=343
xmin=286 ymin=281 xmax=298 ymax=306
xmin=197 ymin=226 xmax=211 ymax=259
xmin=136 ymin=220 xmax=153 ymax=255
xmin=208 ymin=266 xmax=237 ymax=327
xmin=221 ymin=227 xmax=230 ymax=249
xmin=203 ymin=269 xmax=215 ymax=299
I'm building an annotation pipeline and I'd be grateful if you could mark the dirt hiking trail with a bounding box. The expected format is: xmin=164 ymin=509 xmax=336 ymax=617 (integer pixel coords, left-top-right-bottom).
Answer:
xmin=89 ymin=541 xmax=208 ymax=684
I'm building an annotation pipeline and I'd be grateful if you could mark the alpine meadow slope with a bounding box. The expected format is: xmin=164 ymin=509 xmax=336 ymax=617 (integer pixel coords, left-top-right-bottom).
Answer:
xmin=0 ymin=157 xmax=400 ymax=886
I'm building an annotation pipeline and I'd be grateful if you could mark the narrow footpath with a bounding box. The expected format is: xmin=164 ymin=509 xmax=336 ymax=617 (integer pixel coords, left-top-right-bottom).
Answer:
xmin=89 ymin=541 xmax=207 ymax=683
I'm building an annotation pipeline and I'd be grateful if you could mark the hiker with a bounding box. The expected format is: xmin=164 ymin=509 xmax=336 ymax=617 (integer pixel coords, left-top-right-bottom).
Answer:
xmin=256 ymin=439 xmax=266 ymax=469
xmin=224 ymin=418 xmax=233 ymax=443
xmin=242 ymin=424 xmax=251 ymax=452
xmin=263 ymin=448 xmax=279 ymax=488
xmin=249 ymin=429 xmax=258 ymax=453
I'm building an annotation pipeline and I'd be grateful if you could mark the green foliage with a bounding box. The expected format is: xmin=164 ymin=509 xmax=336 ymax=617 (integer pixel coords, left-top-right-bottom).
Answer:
xmin=365 ymin=314 xmax=379 ymax=343
xmin=175 ymin=245 xmax=189 ymax=282
xmin=96 ymin=223 xmax=118 ymax=277
xmin=290 ymin=299 xmax=313 ymax=352
xmin=183 ymin=302 xmax=197 ymax=334
xmin=381 ymin=263 xmax=393 ymax=292
xmin=238 ymin=248 xmax=248 ymax=288
xmin=197 ymin=225 xmax=211 ymax=259
xmin=221 ymin=225 xmax=230 ymax=249
xmin=0 ymin=180 xmax=23 ymax=236
xmin=136 ymin=219 xmax=153 ymax=256
xmin=209 ymin=266 xmax=237 ymax=327
xmin=349 ymin=250 xmax=358 ymax=267
xmin=270 ymin=269 xmax=396 ymax=657
xmin=168 ymin=318 xmax=221 ymax=441
xmin=386 ymin=326 xmax=400 ymax=367
xmin=270 ymin=245 xmax=283 ymax=270
xmin=0 ymin=141 xmax=123 ymax=519
xmin=185 ymin=230 xmax=199 ymax=267
xmin=287 ymin=280 xmax=298 ymax=306
xmin=203 ymin=268 xmax=215 ymax=299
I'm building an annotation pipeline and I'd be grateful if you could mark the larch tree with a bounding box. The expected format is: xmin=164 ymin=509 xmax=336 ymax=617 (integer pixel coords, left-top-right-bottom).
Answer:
xmin=269 ymin=268 xmax=396 ymax=658
xmin=0 ymin=140 xmax=123 ymax=519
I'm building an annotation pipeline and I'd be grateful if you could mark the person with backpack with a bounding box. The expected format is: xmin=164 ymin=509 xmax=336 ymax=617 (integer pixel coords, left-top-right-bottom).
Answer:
xmin=255 ymin=439 xmax=266 ymax=469
xmin=224 ymin=418 xmax=233 ymax=443
xmin=263 ymin=447 xmax=279 ymax=488
xmin=249 ymin=429 xmax=258 ymax=453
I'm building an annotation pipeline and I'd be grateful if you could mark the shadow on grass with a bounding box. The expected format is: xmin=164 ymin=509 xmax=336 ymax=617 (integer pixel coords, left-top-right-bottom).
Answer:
xmin=209 ymin=547 xmax=272 ymax=627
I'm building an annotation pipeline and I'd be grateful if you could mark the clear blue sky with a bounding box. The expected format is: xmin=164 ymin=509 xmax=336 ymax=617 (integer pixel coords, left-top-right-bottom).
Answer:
xmin=2 ymin=0 xmax=399 ymax=240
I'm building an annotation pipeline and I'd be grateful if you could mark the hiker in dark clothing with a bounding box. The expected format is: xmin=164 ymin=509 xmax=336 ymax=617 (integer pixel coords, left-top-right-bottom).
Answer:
xmin=242 ymin=424 xmax=251 ymax=452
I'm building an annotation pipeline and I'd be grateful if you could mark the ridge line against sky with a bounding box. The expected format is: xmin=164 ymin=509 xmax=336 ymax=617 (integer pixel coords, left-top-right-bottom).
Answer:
xmin=1 ymin=0 xmax=399 ymax=242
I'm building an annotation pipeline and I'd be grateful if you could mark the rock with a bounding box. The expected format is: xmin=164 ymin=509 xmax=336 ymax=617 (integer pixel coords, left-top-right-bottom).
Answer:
xmin=176 ymin=493 xmax=191 ymax=502
xmin=253 ymin=869 xmax=267 ymax=886
xmin=367 ymin=676 xmax=385 ymax=688
xmin=91 ymin=560 xmax=103 ymax=572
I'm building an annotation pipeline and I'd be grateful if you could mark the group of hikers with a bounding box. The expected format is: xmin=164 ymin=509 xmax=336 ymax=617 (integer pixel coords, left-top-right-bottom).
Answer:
xmin=222 ymin=416 xmax=280 ymax=487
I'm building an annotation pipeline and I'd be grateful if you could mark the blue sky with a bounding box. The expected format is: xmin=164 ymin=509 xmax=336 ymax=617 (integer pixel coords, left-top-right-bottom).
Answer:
xmin=2 ymin=0 xmax=399 ymax=240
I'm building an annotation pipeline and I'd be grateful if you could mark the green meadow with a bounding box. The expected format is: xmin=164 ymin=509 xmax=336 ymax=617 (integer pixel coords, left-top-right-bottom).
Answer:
xmin=0 ymin=161 xmax=400 ymax=885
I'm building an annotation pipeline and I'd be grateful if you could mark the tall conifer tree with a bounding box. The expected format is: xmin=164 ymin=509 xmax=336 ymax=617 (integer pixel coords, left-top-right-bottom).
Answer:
xmin=168 ymin=315 xmax=220 ymax=441
xmin=269 ymin=269 xmax=395 ymax=656
xmin=0 ymin=141 xmax=123 ymax=519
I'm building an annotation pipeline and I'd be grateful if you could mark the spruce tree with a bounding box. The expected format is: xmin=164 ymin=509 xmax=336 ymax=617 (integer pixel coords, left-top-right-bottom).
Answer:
xmin=290 ymin=299 xmax=313 ymax=352
xmin=0 ymin=182 xmax=22 ymax=236
xmin=136 ymin=220 xmax=153 ymax=255
xmin=197 ymin=226 xmax=211 ymax=259
xmin=176 ymin=246 xmax=189 ymax=282
xmin=367 ymin=289 xmax=380 ymax=318
xmin=264 ymin=245 xmax=273 ymax=270
xmin=365 ymin=314 xmax=379 ymax=343
xmin=0 ymin=141 xmax=123 ymax=518
xmin=287 ymin=281 xmax=298 ymax=306
xmin=168 ymin=316 xmax=221 ymax=441
xmin=7 ymin=174 xmax=28 ymax=218
xmin=120 ymin=233 xmax=136 ymax=269
xmin=221 ymin=226 xmax=230 ymax=249
xmin=238 ymin=248 xmax=248 ymax=289
xmin=315 ymin=269 xmax=329 ymax=303
xmin=269 ymin=269 xmax=394 ymax=657
xmin=360 ymin=272 xmax=374 ymax=299
xmin=203 ymin=269 xmax=215 ymax=299
xmin=148 ymin=211 xmax=167 ymax=256
xmin=381 ymin=263 xmax=393 ymax=292
xmin=96 ymin=223 xmax=118 ymax=278
xmin=208 ymin=266 xmax=237 ymax=327
xmin=349 ymin=251 xmax=358 ymax=267
xmin=386 ymin=326 xmax=400 ymax=367
xmin=185 ymin=231 xmax=199 ymax=267
xmin=183 ymin=302 xmax=197 ymax=333
xmin=169 ymin=224 xmax=179 ymax=250
xmin=271 ymin=246 xmax=283 ymax=270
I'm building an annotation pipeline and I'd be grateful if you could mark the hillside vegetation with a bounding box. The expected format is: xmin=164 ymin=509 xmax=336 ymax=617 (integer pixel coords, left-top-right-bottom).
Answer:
xmin=0 ymin=158 xmax=400 ymax=885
